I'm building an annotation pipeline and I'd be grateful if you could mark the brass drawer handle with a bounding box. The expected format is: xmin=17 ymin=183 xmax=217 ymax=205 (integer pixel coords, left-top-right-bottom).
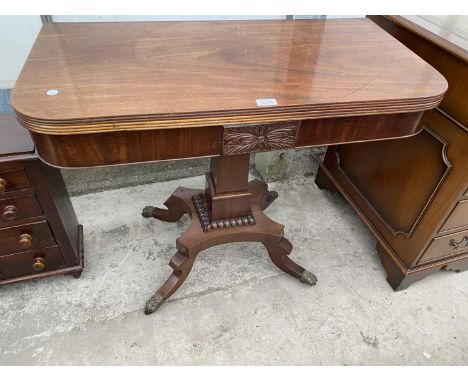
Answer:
xmin=2 ymin=205 xmax=17 ymax=220
xmin=0 ymin=177 xmax=6 ymax=193
xmin=18 ymin=233 xmax=33 ymax=248
xmin=32 ymin=255 xmax=45 ymax=271
xmin=449 ymin=236 xmax=468 ymax=251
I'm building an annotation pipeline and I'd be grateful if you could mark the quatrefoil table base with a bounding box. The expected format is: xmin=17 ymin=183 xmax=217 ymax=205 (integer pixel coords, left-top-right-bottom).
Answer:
xmin=141 ymin=153 xmax=317 ymax=314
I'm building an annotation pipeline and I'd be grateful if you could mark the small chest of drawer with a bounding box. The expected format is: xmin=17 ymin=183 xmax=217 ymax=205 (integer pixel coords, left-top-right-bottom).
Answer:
xmin=0 ymin=246 xmax=66 ymax=281
xmin=419 ymin=229 xmax=468 ymax=264
xmin=0 ymin=169 xmax=31 ymax=194
xmin=0 ymin=113 xmax=82 ymax=285
xmin=0 ymin=195 xmax=42 ymax=223
xmin=0 ymin=221 xmax=56 ymax=256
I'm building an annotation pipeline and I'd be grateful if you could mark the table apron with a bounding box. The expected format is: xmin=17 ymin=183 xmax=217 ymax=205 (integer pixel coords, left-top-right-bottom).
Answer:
xmin=29 ymin=112 xmax=424 ymax=168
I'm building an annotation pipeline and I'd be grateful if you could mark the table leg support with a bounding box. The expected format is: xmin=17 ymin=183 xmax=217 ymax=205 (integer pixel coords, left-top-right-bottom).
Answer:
xmin=259 ymin=190 xmax=279 ymax=211
xmin=142 ymin=155 xmax=317 ymax=314
xmin=142 ymin=194 xmax=186 ymax=222
xmin=144 ymin=250 xmax=196 ymax=314
xmin=263 ymin=236 xmax=317 ymax=286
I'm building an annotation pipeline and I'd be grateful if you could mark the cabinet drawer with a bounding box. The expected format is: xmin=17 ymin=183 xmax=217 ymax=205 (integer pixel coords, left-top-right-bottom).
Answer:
xmin=0 ymin=195 xmax=42 ymax=223
xmin=0 ymin=246 xmax=65 ymax=280
xmin=0 ymin=222 xmax=56 ymax=256
xmin=419 ymin=229 xmax=468 ymax=264
xmin=0 ymin=169 xmax=31 ymax=194
xmin=0 ymin=162 xmax=23 ymax=172
xmin=440 ymin=199 xmax=468 ymax=233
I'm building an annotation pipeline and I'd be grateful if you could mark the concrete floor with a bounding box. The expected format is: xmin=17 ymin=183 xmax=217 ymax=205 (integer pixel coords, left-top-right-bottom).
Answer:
xmin=0 ymin=173 xmax=467 ymax=365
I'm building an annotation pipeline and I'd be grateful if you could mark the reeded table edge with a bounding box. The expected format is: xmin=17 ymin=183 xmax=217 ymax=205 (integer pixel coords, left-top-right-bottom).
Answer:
xmin=13 ymin=93 xmax=445 ymax=135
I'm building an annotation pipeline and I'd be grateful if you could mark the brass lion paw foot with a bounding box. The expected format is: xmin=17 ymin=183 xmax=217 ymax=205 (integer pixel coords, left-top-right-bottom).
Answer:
xmin=300 ymin=270 xmax=318 ymax=286
xmin=144 ymin=293 xmax=165 ymax=315
xmin=142 ymin=206 xmax=156 ymax=218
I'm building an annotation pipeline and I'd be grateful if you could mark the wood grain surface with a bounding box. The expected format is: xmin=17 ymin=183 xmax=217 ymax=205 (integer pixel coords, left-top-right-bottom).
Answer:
xmin=12 ymin=19 xmax=447 ymax=135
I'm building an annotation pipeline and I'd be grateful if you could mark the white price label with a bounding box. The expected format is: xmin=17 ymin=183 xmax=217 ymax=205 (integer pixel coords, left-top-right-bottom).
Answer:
xmin=256 ymin=98 xmax=278 ymax=106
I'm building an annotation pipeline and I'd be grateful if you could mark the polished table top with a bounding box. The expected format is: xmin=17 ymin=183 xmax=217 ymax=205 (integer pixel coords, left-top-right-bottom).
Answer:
xmin=11 ymin=18 xmax=447 ymax=135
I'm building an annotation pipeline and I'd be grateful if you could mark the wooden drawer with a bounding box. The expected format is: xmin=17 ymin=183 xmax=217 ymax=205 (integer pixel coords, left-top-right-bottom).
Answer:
xmin=0 ymin=246 xmax=66 ymax=280
xmin=439 ymin=199 xmax=468 ymax=233
xmin=0 ymin=195 xmax=42 ymax=223
xmin=419 ymin=229 xmax=468 ymax=264
xmin=0 ymin=162 xmax=23 ymax=172
xmin=0 ymin=169 xmax=31 ymax=194
xmin=0 ymin=221 xmax=56 ymax=256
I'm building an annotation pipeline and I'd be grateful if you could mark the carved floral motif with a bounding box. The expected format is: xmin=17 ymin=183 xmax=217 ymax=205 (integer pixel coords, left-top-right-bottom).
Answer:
xmin=223 ymin=122 xmax=298 ymax=155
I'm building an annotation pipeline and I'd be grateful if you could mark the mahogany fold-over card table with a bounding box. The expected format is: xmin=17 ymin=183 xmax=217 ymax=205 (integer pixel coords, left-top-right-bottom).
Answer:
xmin=11 ymin=19 xmax=447 ymax=314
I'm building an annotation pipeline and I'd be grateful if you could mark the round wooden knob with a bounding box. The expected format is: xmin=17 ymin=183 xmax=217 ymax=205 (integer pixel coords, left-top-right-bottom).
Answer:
xmin=0 ymin=178 xmax=6 ymax=193
xmin=32 ymin=256 xmax=45 ymax=271
xmin=18 ymin=233 xmax=33 ymax=248
xmin=2 ymin=205 xmax=17 ymax=220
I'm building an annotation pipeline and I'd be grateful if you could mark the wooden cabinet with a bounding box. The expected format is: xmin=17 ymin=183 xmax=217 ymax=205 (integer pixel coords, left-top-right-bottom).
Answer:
xmin=0 ymin=114 xmax=83 ymax=285
xmin=316 ymin=16 xmax=468 ymax=290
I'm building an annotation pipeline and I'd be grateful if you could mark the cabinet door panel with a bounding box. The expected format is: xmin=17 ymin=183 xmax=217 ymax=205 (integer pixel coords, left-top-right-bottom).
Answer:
xmin=337 ymin=125 xmax=451 ymax=237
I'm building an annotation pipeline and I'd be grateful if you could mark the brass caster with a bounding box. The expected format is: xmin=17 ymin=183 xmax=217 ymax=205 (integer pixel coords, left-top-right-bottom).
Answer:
xmin=142 ymin=206 xmax=155 ymax=218
xmin=300 ymin=270 xmax=318 ymax=286
xmin=144 ymin=293 xmax=165 ymax=315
